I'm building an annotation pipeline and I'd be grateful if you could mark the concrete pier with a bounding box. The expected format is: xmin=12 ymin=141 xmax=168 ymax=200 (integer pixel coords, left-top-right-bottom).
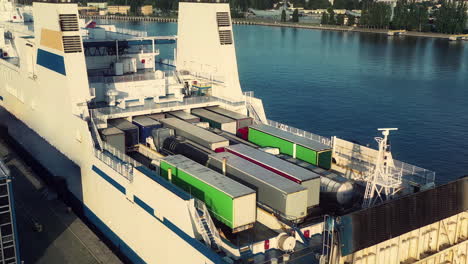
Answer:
xmin=0 ymin=139 xmax=122 ymax=264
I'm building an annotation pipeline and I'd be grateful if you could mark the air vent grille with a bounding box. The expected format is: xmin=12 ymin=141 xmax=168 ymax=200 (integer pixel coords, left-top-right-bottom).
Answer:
xmin=218 ymin=30 xmax=233 ymax=45
xmin=62 ymin=36 xmax=82 ymax=53
xmin=59 ymin=14 xmax=79 ymax=32
xmin=216 ymin=12 xmax=230 ymax=27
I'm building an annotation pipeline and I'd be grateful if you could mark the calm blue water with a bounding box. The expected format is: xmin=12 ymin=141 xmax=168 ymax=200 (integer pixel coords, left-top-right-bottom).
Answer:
xmin=101 ymin=20 xmax=468 ymax=183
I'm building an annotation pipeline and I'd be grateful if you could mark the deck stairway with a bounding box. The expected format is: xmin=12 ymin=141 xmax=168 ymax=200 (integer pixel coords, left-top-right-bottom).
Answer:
xmin=88 ymin=110 xmax=103 ymax=150
xmin=189 ymin=199 xmax=221 ymax=251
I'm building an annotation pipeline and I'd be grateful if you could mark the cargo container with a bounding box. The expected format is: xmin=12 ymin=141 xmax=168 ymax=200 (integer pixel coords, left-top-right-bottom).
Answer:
xmin=191 ymin=108 xmax=237 ymax=134
xmin=166 ymin=110 xmax=200 ymax=123
xmin=209 ymin=128 xmax=258 ymax=148
xmin=159 ymin=118 xmax=229 ymax=151
xmin=100 ymin=126 xmax=125 ymax=153
xmin=160 ymin=155 xmax=256 ymax=231
xmin=147 ymin=113 xmax=166 ymax=120
xmin=248 ymin=124 xmax=332 ymax=170
xmin=152 ymin=127 xmax=174 ymax=151
xmin=205 ymin=106 xmax=253 ymax=130
xmin=226 ymin=144 xmax=320 ymax=208
xmin=320 ymin=173 xmax=355 ymax=207
xmin=108 ymin=118 xmax=139 ymax=149
xmin=207 ymin=152 xmax=308 ymax=220
xmin=132 ymin=116 xmax=162 ymax=144
xmin=162 ymin=136 xmax=213 ymax=165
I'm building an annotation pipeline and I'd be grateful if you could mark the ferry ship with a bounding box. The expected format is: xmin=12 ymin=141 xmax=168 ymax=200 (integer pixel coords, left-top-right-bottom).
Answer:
xmin=0 ymin=1 xmax=466 ymax=263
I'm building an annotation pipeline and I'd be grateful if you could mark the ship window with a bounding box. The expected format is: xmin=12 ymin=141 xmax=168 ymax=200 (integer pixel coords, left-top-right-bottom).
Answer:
xmin=62 ymin=36 xmax=82 ymax=53
xmin=218 ymin=30 xmax=233 ymax=45
xmin=59 ymin=14 xmax=79 ymax=32
xmin=216 ymin=12 xmax=230 ymax=27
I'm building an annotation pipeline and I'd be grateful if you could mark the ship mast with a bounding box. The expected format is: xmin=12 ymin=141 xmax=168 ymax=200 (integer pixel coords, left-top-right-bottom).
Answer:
xmin=362 ymin=128 xmax=403 ymax=208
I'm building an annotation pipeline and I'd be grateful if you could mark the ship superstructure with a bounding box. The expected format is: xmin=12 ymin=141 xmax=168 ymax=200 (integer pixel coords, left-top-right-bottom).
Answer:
xmin=0 ymin=1 xmax=466 ymax=264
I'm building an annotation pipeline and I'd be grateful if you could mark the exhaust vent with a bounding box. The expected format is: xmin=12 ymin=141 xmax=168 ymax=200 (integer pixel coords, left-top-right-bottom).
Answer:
xmin=218 ymin=30 xmax=233 ymax=45
xmin=216 ymin=12 xmax=230 ymax=27
xmin=62 ymin=36 xmax=82 ymax=53
xmin=59 ymin=14 xmax=79 ymax=32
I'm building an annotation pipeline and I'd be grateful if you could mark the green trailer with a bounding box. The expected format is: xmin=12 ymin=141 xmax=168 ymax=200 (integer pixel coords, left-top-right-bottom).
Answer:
xmin=248 ymin=124 xmax=332 ymax=170
xmin=160 ymin=155 xmax=256 ymax=231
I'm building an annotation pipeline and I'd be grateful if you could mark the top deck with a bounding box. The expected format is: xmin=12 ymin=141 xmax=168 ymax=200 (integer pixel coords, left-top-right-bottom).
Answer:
xmin=209 ymin=152 xmax=306 ymax=195
xmin=227 ymin=144 xmax=320 ymax=182
xmin=162 ymin=155 xmax=255 ymax=198
xmin=250 ymin=124 xmax=331 ymax=152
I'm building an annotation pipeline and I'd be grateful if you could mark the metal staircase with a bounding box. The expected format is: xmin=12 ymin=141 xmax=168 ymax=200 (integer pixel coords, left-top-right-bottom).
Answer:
xmin=244 ymin=92 xmax=266 ymax=125
xmin=87 ymin=110 xmax=103 ymax=150
xmin=189 ymin=199 xmax=221 ymax=251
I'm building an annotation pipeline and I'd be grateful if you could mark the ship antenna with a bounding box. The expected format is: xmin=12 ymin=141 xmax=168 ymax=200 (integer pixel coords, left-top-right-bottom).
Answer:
xmin=362 ymin=128 xmax=403 ymax=208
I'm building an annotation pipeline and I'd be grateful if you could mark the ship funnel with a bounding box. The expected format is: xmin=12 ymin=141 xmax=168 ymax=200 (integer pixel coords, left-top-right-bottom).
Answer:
xmin=33 ymin=2 xmax=90 ymax=115
xmin=176 ymin=2 xmax=243 ymax=100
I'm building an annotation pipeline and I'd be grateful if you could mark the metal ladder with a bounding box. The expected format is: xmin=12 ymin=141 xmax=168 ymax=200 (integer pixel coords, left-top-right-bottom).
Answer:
xmin=320 ymin=215 xmax=335 ymax=264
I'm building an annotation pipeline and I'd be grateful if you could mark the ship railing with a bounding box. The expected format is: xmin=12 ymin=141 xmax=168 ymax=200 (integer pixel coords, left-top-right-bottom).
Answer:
xmin=332 ymin=138 xmax=436 ymax=186
xmin=266 ymin=119 xmax=333 ymax=147
xmin=243 ymin=91 xmax=264 ymax=124
xmin=158 ymin=58 xmax=175 ymax=67
xmin=88 ymin=71 xmax=161 ymax=84
xmin=193 ymin=199 xmax=221 ymax=250
xmin=0 ymin=22 xmax=33 ymax=36
xmin=188 ymin=199 xmax=213 ymax=248
xmin=115 ymin=27 xmax=148 ymax=37
xmin=393 ymin=160 xmax=435 ymax=185
xmin=88 ymin=110 xmax=104 ymax=150
xmin=94 ymin=142 xmax=141 ymax=181
xmin=91 ymin=96 xmax=245 ymax=119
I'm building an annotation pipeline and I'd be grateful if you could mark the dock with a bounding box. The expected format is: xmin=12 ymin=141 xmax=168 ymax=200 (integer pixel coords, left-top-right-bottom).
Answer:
xmin=0 ymin=139 xmax=122 ymax=264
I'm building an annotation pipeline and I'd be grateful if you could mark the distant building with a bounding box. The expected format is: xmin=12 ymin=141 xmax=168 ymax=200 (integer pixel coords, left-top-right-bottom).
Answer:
xmin=306 ymin=9 xmax=347 ymax=14
xmin=87 ymin=2 xmax=108 ymax=9
xmin=140 ymin=5 xmax=153 ymax=16
xmin=107 ymin=5 xmax=131 ymax=15
xmin=78 ymin=6 xmax=99 ymax=16
xmin=0 ymin=161 xmax=20 ymax=264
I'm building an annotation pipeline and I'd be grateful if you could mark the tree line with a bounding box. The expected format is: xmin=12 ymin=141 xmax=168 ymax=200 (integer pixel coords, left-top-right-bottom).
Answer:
xmin=320 ymin=0 xmax=466 ymax=34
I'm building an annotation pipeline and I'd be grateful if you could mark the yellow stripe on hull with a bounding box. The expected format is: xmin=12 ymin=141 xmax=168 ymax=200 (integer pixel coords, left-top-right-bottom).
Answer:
xmin=40 ymin=28 xmax=63 ymax=52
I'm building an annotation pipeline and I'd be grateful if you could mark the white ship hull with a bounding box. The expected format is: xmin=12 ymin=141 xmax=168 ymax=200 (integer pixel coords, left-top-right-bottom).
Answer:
xmin=0 ymin=67 xmax=220 ymax=264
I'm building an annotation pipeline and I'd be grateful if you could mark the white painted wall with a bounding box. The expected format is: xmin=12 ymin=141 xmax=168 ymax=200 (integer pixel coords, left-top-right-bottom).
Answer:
xmin=176 ymin=2 xmax=244 ymax=101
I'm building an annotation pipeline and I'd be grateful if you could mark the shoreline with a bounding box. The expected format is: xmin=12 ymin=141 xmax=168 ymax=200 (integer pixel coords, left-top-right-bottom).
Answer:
xmin=81 ymin=15 xmax=461 ymax=40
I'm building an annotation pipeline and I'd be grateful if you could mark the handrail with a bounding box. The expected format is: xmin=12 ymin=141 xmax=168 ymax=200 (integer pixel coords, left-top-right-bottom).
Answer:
xmin=195 ymin=199 xmax=221 ymax=250
xmin=266 ymin=119 xmax=333 ymax=147
xmin=94 ymin=141 xmax=141 ymax=182
xmin=88 ymin=110 xmax=103 ymax=150
xmin=189 ymin=199 xmax=212 ymax=247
